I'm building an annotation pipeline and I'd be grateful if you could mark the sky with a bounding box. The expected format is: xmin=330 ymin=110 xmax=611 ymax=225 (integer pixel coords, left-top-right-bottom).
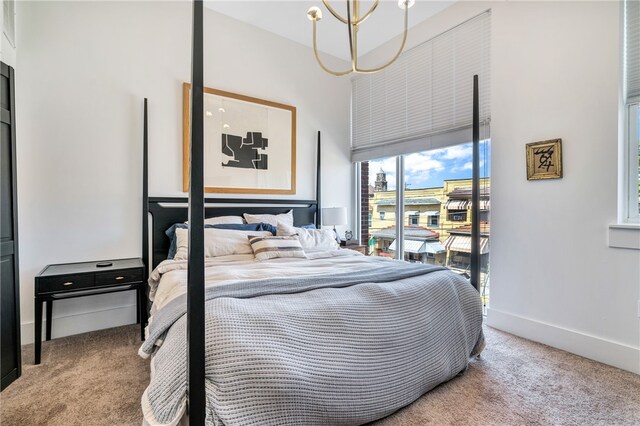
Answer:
xmin=368 ymin=141 xmax=491 ymax=190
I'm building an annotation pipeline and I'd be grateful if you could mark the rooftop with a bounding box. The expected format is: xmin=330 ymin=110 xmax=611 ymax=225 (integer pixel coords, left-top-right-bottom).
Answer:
xmin=447 ymin=222 xmax=491 ymax=236
xmin=446 ymin=187 xmax=491 ymax=199
xmin=372 ymin=225 xmax=440 ymax=240
xmin=375 ymin=197 xmax=441 ymax=206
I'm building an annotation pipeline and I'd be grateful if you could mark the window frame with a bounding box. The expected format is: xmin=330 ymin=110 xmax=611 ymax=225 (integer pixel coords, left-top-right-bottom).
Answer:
xmin=624 ymin=101 xmax=640 ymax=223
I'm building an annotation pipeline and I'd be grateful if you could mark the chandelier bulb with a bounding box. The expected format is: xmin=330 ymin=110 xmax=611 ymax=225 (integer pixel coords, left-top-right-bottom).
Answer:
xmin=307 ymin=6 xmax=323 ymax=21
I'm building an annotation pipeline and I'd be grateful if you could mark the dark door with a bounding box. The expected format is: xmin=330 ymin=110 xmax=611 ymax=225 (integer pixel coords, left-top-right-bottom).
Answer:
xmin=1 ymin=61 xmax=21 ymax=390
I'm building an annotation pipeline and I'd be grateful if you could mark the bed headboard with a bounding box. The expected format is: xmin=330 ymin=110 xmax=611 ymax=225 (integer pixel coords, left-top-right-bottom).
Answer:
xmin=145 ymin=198 xmax=319 ymax=272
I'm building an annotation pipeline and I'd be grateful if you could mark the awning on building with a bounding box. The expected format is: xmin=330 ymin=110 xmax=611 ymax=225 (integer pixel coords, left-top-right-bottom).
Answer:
xmin=425 ymin=211 xmax=440 ymax=216
xmin=445 ymin=199 xmax=469 ymax=210
xmin=446 ymin=199 xmax=490 ymax=210
xmin=388 ymin=239 xmax=446 ymax=254
xmin=443 ymin=235 xmax=489 ymax=254
xmin=405 ymin=210 xmax=419 ymax=216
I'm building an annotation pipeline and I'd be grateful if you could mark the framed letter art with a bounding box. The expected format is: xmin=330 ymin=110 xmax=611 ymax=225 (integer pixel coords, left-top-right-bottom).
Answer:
xmin=183 ymin=83 xmax=296 ymax=194
xmin=526 ymin=138 xmax=563 ymax=181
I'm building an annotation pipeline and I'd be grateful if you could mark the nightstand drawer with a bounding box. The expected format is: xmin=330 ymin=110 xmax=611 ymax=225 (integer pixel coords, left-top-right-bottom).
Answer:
xmin=95 ymin=269 xmax=143 ymax=286
xmin=38 ymin=274 xmax=94 ymax=293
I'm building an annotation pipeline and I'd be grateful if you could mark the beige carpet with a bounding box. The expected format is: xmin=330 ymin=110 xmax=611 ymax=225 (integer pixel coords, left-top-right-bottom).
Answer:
xmin=1 ymin=325 xmax=639 ymax=426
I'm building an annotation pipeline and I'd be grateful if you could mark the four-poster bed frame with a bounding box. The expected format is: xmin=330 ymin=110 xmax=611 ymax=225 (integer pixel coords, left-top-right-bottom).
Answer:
xmin=140 ymin=1 xmax=482 ymax=422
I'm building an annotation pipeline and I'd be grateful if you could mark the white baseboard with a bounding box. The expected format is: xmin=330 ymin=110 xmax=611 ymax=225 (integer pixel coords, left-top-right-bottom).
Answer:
xmin=486 ymin=308 xmax=640 ymax=375
xmin=21 ymin=304 xmax=138 ymax=345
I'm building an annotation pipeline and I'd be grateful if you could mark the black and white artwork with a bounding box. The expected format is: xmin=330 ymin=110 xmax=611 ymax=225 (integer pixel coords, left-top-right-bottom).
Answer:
xmin=183 ymin=83 xmax=296 ymax=194
xmin=222 ymin=132 xmax=268 ymax=170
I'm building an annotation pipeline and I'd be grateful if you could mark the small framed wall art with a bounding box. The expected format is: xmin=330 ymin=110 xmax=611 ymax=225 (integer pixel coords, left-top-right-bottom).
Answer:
xmin=526 ymin=138 xmax=563 ymax=180
xmin=183 ymin=83 xmax=296 ymax=194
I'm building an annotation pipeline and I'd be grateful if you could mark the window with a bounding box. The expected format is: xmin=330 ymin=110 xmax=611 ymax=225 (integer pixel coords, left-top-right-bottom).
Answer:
xmin=352 ymin=12 xmax=492 ymax=308
xmin=358 ymin=142 xmax=491 ymax=311
xmin=449 ymin=211 xmax=467 ymax=222
xmin=626 ymin=103 xmax=640 ymax=221
xmin=624 ymin=1 xmax=640 ymax=222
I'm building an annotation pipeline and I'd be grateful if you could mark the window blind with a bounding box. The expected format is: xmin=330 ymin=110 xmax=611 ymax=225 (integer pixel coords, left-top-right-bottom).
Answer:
xmin=351 ymin=11 xmax=491 ymax=162
xmin=626 ymin=0 xmax=640 ymax=101
xmin=3 ymin=0 xmax=15 ymax=48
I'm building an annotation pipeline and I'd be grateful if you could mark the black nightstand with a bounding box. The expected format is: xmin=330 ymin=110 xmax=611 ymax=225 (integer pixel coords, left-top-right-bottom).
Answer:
xmin=34 ymin=258 xmax=146 ymax=364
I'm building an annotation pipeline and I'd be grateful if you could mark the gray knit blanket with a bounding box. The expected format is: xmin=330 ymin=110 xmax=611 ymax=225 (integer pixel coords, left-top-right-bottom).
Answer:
xmin=140 ymin=262 xmax=484 ymax=426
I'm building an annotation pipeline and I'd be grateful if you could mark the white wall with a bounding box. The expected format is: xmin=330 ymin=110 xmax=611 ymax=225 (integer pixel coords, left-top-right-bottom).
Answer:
xmin=16 ymin=1 xmax=351 ymax=343
xmin=366 ymin=1 xmax=640 ymax=374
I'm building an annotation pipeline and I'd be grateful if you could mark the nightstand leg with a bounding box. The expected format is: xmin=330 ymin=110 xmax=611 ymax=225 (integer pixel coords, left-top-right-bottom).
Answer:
xmin=46 ymin=300 xmax=53 ymax=341
xmin=138 ymin=286 xmax=146 ymax=341
xmin=34 ymin=298 xmax=43 ymax=365
xmin=136 ymin=289 xmax=140 ymax=324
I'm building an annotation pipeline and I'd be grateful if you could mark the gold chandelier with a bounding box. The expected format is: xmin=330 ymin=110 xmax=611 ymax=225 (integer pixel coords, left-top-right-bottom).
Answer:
xmin=307 ymin=0 xmax=415 ymax=76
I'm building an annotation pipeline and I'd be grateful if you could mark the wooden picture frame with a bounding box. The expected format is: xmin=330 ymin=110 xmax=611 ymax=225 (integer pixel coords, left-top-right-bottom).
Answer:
xmin=183 ymin=83 xmax=296 ymax=194
xmin=526 ymin=138 xmax=563 ymax=180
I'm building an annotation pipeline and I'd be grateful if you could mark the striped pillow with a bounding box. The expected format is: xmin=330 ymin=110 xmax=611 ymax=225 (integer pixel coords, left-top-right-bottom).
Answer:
xmin=248 ymin=235 xmax=307 ymax=261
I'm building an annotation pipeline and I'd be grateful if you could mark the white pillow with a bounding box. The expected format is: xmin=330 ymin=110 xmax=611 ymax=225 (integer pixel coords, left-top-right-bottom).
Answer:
xmin=184 ymin=215 xmax=244 ymax=225
xmin=248 ymin=235 xmax=307 ymax=261
xmin=243 ymin=210 xmax=294 ymax=227
xmin=277 ymin=223 xmax=339 ymax=251
xmin=173 ymin=228 xmax=271 ymax=260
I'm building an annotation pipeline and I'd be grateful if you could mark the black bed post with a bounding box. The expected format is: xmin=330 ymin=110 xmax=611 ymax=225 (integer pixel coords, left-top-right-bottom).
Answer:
xmin=316 ymin=131 xmax=322 ymax=228
xmin=187 ymin=0 xmax=206 ymax=424
xmin=470 ymin=75 xmax=480 ymax=291
xmin=142 ymin=98 xmax=149 ymax=283
xmin=141 ymin=98 xmax=150 ymax=340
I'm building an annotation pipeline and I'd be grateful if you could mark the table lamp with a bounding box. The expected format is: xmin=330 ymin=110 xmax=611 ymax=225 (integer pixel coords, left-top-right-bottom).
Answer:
xmin=322 ymin=207 xmax=347 ymax=241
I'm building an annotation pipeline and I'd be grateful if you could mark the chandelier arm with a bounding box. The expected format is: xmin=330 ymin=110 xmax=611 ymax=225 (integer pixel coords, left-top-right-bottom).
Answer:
xmin=312 ymin=19 xmax=353 ymax=76
xmin=354 ymin=0 xmax=379 ymax=25
xmin=321 ymin=0 xmax=348 ymax=24
xmin=355 ymin=4 xmax=409 ymax=74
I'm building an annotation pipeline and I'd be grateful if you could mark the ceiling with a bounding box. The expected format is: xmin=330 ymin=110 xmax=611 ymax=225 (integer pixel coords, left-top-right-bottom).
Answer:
xmin=204 ymin=1 xmax=455 ymax=61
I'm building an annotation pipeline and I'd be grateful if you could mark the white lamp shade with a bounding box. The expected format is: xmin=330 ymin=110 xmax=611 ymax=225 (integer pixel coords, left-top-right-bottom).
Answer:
xmin=322 ymin=207 xmax=347 ymax=226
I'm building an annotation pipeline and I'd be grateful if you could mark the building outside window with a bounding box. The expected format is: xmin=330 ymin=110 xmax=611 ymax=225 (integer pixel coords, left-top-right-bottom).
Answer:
xmin=408 ymin=212 xmax=419 ymax=226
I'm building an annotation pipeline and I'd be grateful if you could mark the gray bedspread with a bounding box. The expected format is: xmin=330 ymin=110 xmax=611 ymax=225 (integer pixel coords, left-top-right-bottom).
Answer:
xmin=140 ymin=262 xmax=484 ymax=426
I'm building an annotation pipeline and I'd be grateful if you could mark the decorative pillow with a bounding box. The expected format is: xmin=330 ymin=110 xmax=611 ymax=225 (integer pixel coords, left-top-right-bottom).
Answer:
xmin=276 ymin=223 xmax=339 ymax=251
xmin=173 ymin=228 xmax=272 ymax=260
xmin=165 ymin=223 xmax=277 ymax=259
xmin=248 ymin=235 xmax=307 ymax=261
xmin=184 ymin=215 xmax=244 ymax=225
xmin=243 ymin=210 xmax=294 ymax=227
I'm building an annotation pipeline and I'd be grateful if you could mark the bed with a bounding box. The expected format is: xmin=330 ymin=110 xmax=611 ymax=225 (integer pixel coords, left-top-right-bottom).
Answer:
xmin=138 ymin=200 xmax=484 ymax=426
xmin=141 ymin=5 xmax=485 ymax=419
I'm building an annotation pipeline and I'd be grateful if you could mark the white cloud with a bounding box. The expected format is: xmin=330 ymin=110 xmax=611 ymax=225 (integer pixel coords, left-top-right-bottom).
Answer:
xmin=404 ymin=152 xmax=444 ymax=174
xmin=435 ymin=144 xmax=473 ymax=160
xmin=451 ymin=161 xmax=473 ymax=173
